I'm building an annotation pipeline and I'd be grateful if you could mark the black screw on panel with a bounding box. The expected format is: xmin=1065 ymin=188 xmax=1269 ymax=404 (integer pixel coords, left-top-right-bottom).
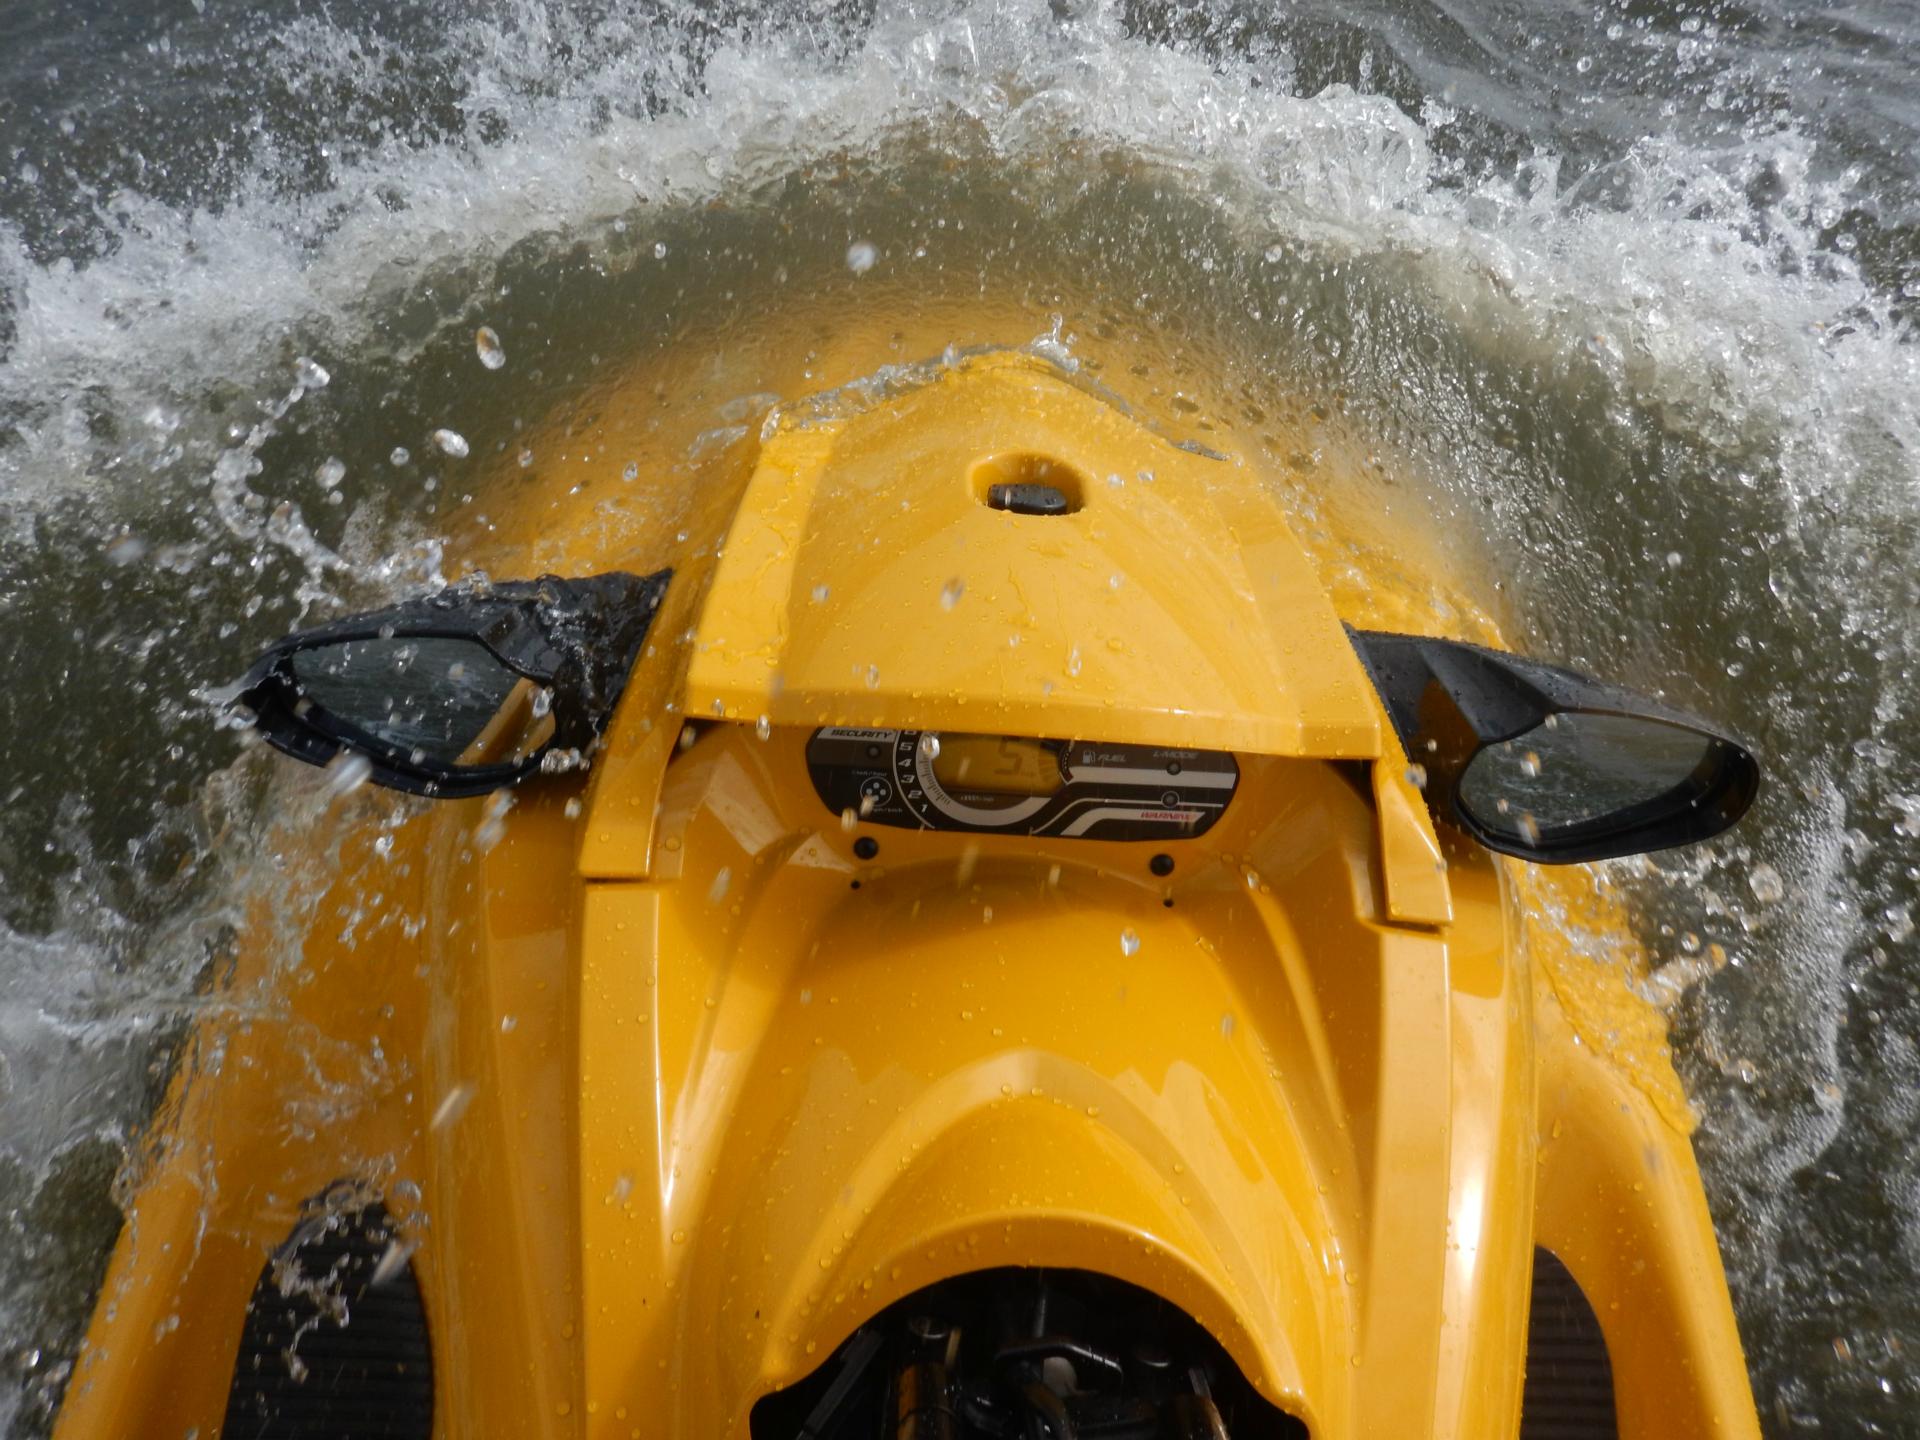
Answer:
xmin=1149 ymin=853 xmax=1174 ymax=877
xmin=853 ymin=836 xmax=880 ymax=860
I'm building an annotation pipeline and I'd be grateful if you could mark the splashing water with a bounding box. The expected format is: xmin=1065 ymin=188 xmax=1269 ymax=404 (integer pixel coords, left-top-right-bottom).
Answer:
xmin=1 ymin=0 xmax=1917 ymax=1433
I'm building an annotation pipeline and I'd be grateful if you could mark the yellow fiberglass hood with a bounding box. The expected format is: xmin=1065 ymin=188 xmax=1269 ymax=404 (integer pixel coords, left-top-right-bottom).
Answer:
xmin=683 ymin=351 xmax=1381 ymax=759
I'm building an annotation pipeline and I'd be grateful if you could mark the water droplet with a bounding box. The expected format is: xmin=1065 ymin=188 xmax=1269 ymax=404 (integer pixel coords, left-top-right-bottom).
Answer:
xmin=390 ymin=446 xmax=411 ymax=467
xmin=864 ymin=664 xmax=881 ymax=689
xmin=940 ymin=578 xmax=965 ymax=610
xmin=755 ymin=714 xmax=772 ymax=741
xmin=430 ymin=1082 xmax=475 ymax=1131
xmin=316 ymin=456 xmax=346 ymax=490
xmin=1519 ymin=750 xmax=1541 ymax=779
xmin=811 ymin=584 xmax=831 ymax=604
xmin=1066 ymin=646 xmax=1083 ymax=678
xmin=1749 ymin=863 xmax=1785 ymax=905
xmin=473 ymin=791 xmax=515 ymax=853
xmin=1119 ymin=928 xmax=1140 ymax=957
xmin=500 ymin=1014 xmax=518 ymax=1033
xmin=324 ymin=752 xmax=373 ymax=797
xmin=474 ymin=326 xmax=506 ymax=370
xmin=1405 ymin=763 xmax=1427 ymax=790
xmin=369 ymin=1236 xmax=418 ymax=1288
xmin=708 ymin=867 xmax=732 ymax=904
xmin=917 ymin=734 xmax=942 ymax=762
xmin=841 ymin=807 xmax=859 ymax=832
xmin=1890 ymin=794 xmax=1920 ymax=837
xmin=432 ymin=428 xmax=470 ymax=459
xmin=846 ymin=241 xmax=878 ymax=274
xmin=295 ymin=356 xmax=331 ymax=390
xmin=622 ymin=461 xmax=639 ymax=482
xmin=1885 ymin=905 xmax=1915 ymax=944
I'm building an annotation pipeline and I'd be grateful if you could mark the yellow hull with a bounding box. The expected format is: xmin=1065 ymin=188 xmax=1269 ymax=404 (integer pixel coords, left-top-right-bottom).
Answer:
xmin=56 ymin=318 xmax=1759 ymax=1438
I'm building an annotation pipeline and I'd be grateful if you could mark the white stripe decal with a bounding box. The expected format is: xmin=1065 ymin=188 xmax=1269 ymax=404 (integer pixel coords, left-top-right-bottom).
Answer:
xmin=1066 ymin=765 xmax=1238 ymax=789
xmin=1059 ymin=806 xmax=1210 ymax=837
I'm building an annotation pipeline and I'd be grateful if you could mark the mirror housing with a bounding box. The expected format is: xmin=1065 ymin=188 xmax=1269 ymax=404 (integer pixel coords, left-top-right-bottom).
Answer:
xmin=1347 ymin=629 xmax=1759 ymax=863
xmin=236 ymin=570 xmax=671 ymax=798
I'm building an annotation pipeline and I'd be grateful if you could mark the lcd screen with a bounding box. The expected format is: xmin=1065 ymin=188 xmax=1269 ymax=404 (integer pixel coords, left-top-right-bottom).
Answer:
xmin=931 ymin=735 xmax=1065 ymax=795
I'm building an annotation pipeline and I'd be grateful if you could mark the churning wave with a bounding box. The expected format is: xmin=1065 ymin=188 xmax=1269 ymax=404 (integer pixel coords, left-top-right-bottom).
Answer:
xmin=1 ymin=0 xmax=1916 ymax=1432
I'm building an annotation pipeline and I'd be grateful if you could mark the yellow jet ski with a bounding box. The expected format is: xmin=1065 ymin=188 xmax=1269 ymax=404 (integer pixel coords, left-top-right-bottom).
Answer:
xmin=54 ymin=346 xmax=1763 ymax=1440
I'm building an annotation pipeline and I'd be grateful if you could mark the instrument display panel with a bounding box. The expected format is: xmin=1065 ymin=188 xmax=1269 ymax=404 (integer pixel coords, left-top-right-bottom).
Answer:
xmin=805 ymin=728 xmax=1238 ymax=840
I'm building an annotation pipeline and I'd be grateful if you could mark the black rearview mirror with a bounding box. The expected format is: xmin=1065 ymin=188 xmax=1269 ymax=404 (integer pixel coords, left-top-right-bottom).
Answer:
xmin=236 ymin=569 xmax=670 ymax=798
xmin=1349 ymin=629 xmax=1759 ymax=863
xmin=288 ymin=636 xmax=537 ymax=765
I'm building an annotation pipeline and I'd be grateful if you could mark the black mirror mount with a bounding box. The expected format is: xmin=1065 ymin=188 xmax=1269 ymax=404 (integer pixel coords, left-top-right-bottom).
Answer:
xmin=236 ymin=569 xmax=671 ymax=798
xmin=1348 ymin=628 xmax=1759 ymax=864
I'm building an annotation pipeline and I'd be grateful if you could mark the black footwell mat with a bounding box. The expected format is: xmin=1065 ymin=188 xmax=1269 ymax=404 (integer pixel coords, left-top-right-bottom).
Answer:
xmin=222 ymin=1184 xmax=432 ymax=1440
xmin=1521 ymin=1247 xmax=1618 ymax=1440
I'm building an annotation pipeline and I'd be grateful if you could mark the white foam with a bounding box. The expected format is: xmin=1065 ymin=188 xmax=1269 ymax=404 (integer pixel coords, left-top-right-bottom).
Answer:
xmin=3 ymin=0 xmax=1911 ymax=512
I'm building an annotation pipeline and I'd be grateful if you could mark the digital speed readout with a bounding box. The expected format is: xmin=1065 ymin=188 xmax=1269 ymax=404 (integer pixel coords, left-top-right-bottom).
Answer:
xmin=930 ymin=735 xmax=1065 ymax=796
xmin=805 ymin=727 xmax=1238 ymax=841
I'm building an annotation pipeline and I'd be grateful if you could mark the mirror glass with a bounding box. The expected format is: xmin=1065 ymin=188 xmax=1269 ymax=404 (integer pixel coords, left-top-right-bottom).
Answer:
xmin=1456 ymin=711 xmax=1716 ymax=847
xmin=290 ymin=636 xmax=530 ymax=766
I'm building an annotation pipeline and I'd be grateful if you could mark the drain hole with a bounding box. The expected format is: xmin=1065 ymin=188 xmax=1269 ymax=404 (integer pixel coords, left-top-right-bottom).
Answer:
xmin=971 ymin=453 xmax=1086 ymax=514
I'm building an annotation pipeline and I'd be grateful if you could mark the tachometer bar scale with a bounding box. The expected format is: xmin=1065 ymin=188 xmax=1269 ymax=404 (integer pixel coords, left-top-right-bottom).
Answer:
xmin=805 ymin=728 xmax=1238 ymax=840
